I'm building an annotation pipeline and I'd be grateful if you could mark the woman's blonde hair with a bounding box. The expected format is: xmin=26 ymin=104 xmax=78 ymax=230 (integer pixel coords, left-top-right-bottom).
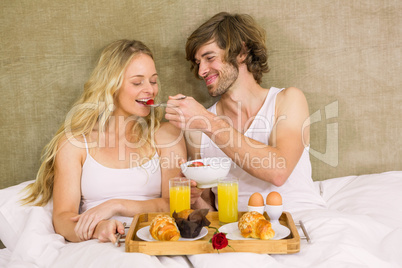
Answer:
xmin=22 ymin=39 xmax=161 ymax=206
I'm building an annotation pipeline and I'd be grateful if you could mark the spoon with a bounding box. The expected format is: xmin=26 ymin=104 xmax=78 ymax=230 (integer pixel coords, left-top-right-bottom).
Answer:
xmin=146 ymin=96 xmax=186 ymax=107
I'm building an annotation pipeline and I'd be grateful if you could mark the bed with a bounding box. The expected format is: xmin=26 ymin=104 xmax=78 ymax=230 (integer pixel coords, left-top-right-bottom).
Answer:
xmin=1 ymin=171 xmax=401 ymax=268
xmin=1 ymin=1 xmax=401 ymax=267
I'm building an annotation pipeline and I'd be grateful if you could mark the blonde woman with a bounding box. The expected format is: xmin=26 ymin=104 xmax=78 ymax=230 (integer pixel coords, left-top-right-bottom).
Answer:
xmin=22 ymin=39 xmax=186 ymax=244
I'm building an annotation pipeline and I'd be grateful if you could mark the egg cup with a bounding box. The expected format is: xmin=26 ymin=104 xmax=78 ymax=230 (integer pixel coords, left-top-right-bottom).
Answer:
xmin=247 ymin=205 xmax=265 ymax=215
xmin=265 ymin=204 xmax=283 ymax=224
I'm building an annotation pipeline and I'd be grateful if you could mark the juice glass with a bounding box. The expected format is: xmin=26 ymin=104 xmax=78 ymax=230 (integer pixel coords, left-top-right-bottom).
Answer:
xmin=169 ymin=177 xmax=190 ymax=216
xmin=218 ymin=177 xmax=238 ymax=224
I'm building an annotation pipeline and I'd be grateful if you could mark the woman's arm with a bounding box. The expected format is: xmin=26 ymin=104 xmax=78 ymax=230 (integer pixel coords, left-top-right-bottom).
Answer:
xmin=53 ymin=135 xmax=130 ymax=243
xmin=52 ymin=135 xmax=86 ymax=242
xmin=94 ymin=122 xmax=187 ymax=217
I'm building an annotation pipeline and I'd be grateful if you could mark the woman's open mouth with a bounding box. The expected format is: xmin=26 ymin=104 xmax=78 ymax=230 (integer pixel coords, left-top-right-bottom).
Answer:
xmin=136 ymin=98 xmax=154 ymax=105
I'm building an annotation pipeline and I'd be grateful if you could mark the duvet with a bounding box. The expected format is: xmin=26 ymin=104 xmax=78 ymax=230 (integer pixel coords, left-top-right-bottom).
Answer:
xmin=1 ymin=171 xmax=401 ymax=268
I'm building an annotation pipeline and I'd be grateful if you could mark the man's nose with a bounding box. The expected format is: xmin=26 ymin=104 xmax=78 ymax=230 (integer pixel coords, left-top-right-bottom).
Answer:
xmin=198 ymin=62 xmax=209 ymax=78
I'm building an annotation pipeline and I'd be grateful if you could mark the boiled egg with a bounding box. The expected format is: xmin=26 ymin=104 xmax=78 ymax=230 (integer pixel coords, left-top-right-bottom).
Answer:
xmin=266 ymin=191 xmax=282 ymax=206
xmin=248 ymin=192 xmax=264 ymax=206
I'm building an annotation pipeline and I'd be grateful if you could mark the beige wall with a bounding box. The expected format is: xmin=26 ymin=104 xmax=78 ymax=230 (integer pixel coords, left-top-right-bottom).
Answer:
xmin=1 ymin=0 xmax=401 ymax=188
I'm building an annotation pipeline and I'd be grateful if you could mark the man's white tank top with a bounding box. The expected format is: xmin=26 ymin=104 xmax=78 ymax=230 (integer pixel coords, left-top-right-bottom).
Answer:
xmin=80 ymin=135 xmax=162 ymax=224
xmin=201 ymin=87 xmax=327 ymax=213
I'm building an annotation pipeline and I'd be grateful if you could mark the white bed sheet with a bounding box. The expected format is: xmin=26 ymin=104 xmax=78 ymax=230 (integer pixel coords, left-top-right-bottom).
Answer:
xmin=1 ymin=171 xmax=401 ymax=268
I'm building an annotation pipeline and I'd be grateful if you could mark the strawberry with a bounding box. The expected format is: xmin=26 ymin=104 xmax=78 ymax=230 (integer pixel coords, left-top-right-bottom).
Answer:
xmin=146 ymin=99 xmax=154 ymax=105
xmin=189 ymin=161 xmax=204 ymax=167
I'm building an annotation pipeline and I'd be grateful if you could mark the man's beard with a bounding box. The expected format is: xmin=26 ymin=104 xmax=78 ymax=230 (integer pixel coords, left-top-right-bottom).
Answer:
xmin=207 ymin=63 xmax=239 ymax=97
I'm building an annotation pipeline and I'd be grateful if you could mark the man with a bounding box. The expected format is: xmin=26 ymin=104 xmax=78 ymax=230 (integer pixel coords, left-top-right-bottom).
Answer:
xmin=165 ymin=12 xmax=326 ymax=212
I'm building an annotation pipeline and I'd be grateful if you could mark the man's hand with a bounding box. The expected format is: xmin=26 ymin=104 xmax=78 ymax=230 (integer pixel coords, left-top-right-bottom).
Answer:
xmin=165 ymin=94 xmax=213 ymax=131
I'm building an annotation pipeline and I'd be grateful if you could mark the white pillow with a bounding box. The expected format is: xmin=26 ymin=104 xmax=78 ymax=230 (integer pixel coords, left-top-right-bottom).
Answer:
xmin=0 ymin=180 xmax=52 ymax=250
xmin=0 ymin=181 xmax=67 ymax=267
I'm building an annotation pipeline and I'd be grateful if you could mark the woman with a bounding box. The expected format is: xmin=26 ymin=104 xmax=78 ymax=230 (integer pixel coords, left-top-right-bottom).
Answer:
xmin=22 ymin=39 xmax=186 ymax=244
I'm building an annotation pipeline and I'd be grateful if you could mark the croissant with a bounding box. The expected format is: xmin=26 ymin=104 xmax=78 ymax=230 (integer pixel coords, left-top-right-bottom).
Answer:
xmin=238 ymin=211 xmax=275 ymax=240
xmin=149 ymin=215 xmax=180 ymax=241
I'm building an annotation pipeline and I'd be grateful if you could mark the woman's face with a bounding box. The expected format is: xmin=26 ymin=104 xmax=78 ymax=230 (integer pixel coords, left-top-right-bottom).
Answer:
xmin=114 ymin=53 xmax=158 ymax=118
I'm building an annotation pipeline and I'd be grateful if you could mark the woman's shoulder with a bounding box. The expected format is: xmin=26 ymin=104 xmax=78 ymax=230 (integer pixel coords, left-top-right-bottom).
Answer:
xmin=56 ymin=133 xmax=88 ymax=164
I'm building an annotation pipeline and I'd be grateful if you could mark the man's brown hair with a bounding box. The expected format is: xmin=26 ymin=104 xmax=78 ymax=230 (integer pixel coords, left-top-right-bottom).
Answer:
xmin=186 ymin=12 xmax=269 ymax=84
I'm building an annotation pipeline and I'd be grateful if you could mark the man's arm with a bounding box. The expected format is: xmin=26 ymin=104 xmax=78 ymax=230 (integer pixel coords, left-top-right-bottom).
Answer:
xmin=165 ymin=87 xmax=310 ymax=187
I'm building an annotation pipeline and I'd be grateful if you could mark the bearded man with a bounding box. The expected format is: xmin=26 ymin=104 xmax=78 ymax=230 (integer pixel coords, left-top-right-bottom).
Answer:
xmin=165 ymin=12 xmax=327 ymax=213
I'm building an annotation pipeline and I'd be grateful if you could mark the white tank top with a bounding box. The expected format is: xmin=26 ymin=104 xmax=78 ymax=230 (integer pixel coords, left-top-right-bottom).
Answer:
xmin=201 ymin=87 xmax=327 ymax=213
xmin=80 ymin=135 xmax=162 ymax=224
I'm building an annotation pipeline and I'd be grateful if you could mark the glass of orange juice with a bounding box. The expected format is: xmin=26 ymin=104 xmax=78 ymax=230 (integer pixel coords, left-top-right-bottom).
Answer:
xmin=218 ymin=177 xmax=238 ymax=225
xmin=169 ymin=177 xmax=191 ymax=216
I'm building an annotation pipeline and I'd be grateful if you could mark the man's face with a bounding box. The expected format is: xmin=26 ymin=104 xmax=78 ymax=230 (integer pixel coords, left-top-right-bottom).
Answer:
xmin=194 ymin=42 xmax=238 ymax=97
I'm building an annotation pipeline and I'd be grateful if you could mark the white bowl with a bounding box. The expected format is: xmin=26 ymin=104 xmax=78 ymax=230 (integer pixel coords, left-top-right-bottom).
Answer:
xmin=180 ymin=157 xmax=231 ymax=188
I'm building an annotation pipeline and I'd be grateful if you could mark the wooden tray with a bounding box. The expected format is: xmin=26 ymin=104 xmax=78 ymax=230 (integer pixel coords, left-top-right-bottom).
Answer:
xmin=125 ymin=211 xmax=300 ymax=255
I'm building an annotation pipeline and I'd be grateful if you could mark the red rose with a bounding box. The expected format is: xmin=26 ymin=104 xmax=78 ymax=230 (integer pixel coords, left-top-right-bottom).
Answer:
xmin=211 ymin=232 xmax=228 ymax=250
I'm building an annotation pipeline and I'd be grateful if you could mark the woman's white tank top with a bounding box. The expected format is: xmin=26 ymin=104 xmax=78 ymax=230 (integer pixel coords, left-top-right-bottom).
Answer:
xmin=200 ymin=87 xmax=327 ymax=212
xmin=80 ymin=135 xmax=162 ymax=223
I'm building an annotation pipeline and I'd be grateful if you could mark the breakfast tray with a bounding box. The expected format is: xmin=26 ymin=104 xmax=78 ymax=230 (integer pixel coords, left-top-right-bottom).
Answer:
xmin=125 ymin=211 xmax=300 ymax=255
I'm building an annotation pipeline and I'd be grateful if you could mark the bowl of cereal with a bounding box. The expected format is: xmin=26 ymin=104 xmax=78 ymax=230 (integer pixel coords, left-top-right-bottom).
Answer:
xmin=180 ymin=157 xmax=231 ymax=188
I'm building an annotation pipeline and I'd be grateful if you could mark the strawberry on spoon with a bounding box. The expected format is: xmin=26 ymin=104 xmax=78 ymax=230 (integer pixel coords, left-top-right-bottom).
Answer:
xmin=145 ymin=96 xmax=187 ymax=107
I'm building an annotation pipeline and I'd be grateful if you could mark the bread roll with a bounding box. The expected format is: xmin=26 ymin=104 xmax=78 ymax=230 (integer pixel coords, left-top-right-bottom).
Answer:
xmin=149 ymin=215 xmax=180 ymax=241
xmin=238 ymin=211 xmax=275 ymax=240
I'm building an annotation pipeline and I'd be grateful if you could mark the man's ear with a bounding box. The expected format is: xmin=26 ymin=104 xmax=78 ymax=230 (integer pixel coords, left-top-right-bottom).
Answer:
xmin=237 ymin=41 xmax=248 ymax=63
